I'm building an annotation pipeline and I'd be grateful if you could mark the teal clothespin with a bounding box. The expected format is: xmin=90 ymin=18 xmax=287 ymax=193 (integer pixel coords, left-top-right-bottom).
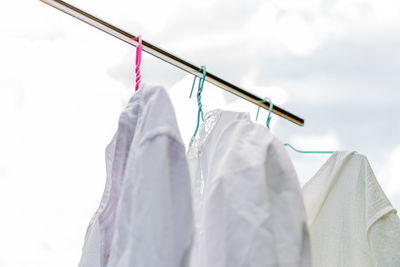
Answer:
xmin=189 ymin=65 xmax=207 ymax=138
xmin=256 ymin=97 xmax=273 ymax=129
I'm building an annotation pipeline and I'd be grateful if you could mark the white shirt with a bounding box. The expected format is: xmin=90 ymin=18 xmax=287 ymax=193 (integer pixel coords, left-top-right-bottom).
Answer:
xmin=107 ymin=84 xmax=194 ymax=267
xmin=79 ymin=84 xmax=194 ymax=267
xmin=303 ymin=151 xmax=400 ymax=267
xmin=78 ymin=90 xmax=140 ymax=267
xmin=187 ymin=110 xmax=310 ymax=267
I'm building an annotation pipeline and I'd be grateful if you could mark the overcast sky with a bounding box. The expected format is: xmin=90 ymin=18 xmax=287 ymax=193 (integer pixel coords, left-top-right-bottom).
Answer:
xmin=1 ymin=0 xmax=400 ymax=266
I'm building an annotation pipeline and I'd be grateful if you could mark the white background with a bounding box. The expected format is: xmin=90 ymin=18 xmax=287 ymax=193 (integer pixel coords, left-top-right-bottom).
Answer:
xmin=1 ymin=0 xmax=400 ymax=266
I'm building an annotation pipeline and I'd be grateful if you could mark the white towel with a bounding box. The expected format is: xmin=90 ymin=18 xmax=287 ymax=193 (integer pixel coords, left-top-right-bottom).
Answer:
xmin=303 ymin=151 xmax=400 ymax=267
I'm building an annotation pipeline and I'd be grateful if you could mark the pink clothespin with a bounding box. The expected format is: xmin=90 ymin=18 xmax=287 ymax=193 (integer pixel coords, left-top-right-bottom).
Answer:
xmin=132 ymin=35 xmax=142 ymax=91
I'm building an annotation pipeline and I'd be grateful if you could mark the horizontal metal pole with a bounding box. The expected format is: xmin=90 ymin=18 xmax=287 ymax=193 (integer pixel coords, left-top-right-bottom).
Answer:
xmin=39 ymin=0 xmax=305 ymax=126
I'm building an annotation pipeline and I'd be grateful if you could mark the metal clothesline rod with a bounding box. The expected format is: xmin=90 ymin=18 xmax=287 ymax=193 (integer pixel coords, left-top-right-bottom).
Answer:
xmin=39 ymin=0 xmax=305 ymax=126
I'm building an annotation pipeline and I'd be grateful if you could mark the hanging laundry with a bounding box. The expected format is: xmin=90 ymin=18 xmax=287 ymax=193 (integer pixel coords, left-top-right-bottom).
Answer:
xmin=187 ymin=109 xmax=310 ymax=267
xmin=78 ymin=88 xmax=141 ymax=267
xmin=79 ymin=84 xmax=195 ymax=267
xmin=106 ymin=84 xmax=194 ymax=267
xmin=78 ymin=80 xmax=311 ymax=267
xmin=303 ymin=151 xmax=400 ymax=267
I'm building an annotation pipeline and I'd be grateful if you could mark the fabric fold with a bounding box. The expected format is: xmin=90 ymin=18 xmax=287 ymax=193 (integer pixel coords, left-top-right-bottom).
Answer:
xmin=303 ymin=151 xmax=400 ymax=267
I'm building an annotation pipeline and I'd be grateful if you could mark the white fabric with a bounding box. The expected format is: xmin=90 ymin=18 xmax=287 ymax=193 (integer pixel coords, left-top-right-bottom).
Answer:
xmin=78 ymin=90 xmax=140 ymax=267
xmin=187 ymin=109 xmax=310 ymax=267
xmin=79 ymin=84 xmax=194 ymax=267
xmin=107 ymin=84 xmax=194 ymax=267
xmin=303 ymin=151 xmax=400 ymax=267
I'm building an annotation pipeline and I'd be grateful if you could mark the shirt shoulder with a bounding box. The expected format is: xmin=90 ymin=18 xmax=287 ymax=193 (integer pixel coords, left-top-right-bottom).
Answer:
xmin=136 ymin=84 xmax=185 ymax=148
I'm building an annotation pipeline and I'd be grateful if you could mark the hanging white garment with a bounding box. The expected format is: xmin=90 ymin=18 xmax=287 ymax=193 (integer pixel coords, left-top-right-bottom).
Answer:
xmin=78 ymin=84 xmax=194 ymax=267
xmin=187 ymin=109 xmax=310 ymax=267
xmin=78 ymin=90 xmax=141 ymax=267
xmin=303 ymin=151 xmax=400 ymax=267
xmin=107 ymin=84 xmax=194 ymax=267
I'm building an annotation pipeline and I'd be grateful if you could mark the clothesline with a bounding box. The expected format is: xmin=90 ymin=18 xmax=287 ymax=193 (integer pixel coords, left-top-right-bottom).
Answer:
xmin=36 ymin=2 xmax=400 ymax=266
xmin=39 ymin=0 xmax=305 ymax=126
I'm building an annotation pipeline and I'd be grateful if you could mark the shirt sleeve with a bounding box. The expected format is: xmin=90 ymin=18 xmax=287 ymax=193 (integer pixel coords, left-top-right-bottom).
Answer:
xmin=108 ymin=134 xmax=194 ymax=267
xmin=369 ymin=210 xmax=400 ymax=266
xmin=365 ymin=158 xmax=400 ymax=266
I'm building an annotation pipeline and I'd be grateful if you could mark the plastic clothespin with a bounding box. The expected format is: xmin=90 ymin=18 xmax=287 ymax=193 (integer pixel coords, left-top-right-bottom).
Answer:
xmin=189 ymin=66 xmax=207 ymax=138
xmin=256 ymin=97 xmax=273 ymax=129
xmin=132 ymin=35 xmax=142 ymax=92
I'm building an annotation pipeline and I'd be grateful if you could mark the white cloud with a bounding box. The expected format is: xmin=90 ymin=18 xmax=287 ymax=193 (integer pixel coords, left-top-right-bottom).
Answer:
xmin=370 ymin=0 xmax=400 ymax=23
xmin=242 ymin=1 xmax=346 ymax=56
xmin=241 ymin=69 xmax=289 ymax=105
xmin=276 ymin=14 xmax=321 ymax=56
xmin=290 ymin=132 xmax=341 ymax=151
